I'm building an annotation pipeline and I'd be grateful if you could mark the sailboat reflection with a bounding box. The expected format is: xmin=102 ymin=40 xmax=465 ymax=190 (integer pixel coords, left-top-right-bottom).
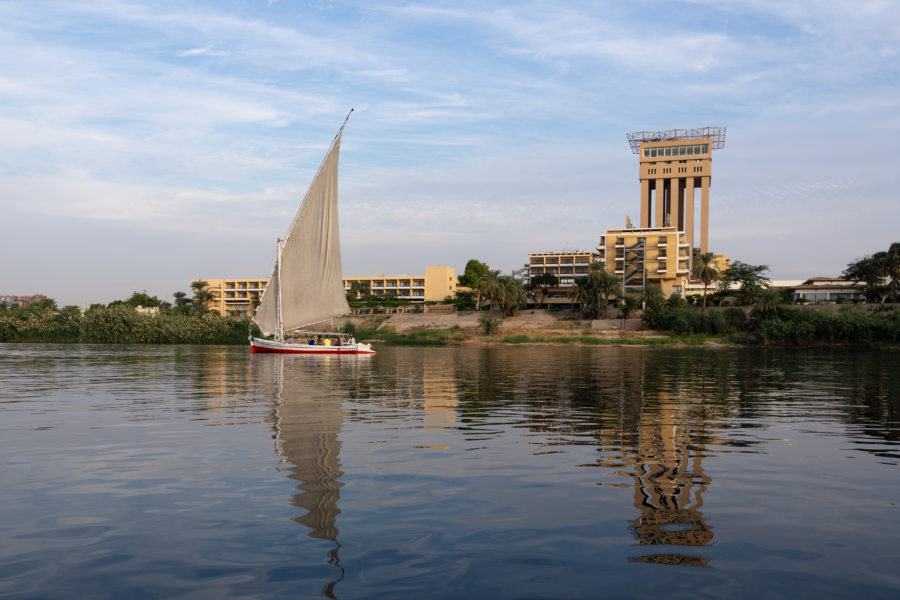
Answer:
xmin=254 ymin=354 xmax=367 ymax=598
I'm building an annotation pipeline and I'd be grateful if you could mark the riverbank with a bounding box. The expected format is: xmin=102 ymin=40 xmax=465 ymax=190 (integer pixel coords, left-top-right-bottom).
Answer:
xmin=3 ymin=305 xmax=897 ymax=348
xmin=343 ymin=310 xmax=727 ymax=347
xmin=344 ymin=306 xmax=900 ymax=348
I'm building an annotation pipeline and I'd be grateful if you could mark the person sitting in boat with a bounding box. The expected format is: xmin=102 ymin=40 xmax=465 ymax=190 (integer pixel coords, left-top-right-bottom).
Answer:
xmin=286 ymin=336 xmax=295 ymax=344
xmin=334 ymin=336 xmax=342 ymax=346
xmin=316 ymin=335 xmax=323 ymax=345
xmin=348 ymin=335 xmax=356 ymax=345
xmin=308 ymin=337 xmax=315 ymax=345
xmin=323 ymin=337 xmax=332 ymax=346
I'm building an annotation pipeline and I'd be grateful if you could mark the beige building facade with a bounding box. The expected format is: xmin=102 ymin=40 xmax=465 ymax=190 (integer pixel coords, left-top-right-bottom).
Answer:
xmin=343 ymin=266 xmax=457 ymax=303
xmin=527 ymin=251 xmax=601 ymax=286
xmin=526 ymin=251 xmax=602 ymax=304
xmin=597 ymin=227 xmax=692 ymax=297
xmin=628 ymin=127 xmax=725 ymax=257
xmin=199 ymin=267 xmax=458 ymax=318
xmin=528 ymin=128 xmax=730 ymax=303
xmin=199 ymin=278 xmax=268 ymax=318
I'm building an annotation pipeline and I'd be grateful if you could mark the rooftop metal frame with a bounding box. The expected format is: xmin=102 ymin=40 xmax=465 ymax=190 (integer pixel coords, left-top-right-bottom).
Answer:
xmin=626 ymin=127 xmax=726 ymax=154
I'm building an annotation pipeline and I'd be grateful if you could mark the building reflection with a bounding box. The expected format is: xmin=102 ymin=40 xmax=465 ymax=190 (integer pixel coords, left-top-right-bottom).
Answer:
xmin=252 ymin=354 xmax=368 ymax=599
xmin=421 ymin=350 xmax=459 ymax=448
xmin=610 ymin=349 xmax=716 ymax=567
xmin=431 ymin=346 xmax=721 ymax=567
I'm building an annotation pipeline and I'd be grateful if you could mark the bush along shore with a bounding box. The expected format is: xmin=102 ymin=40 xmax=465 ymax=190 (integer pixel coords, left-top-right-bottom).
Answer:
xmin=3 ymin=297 xmax=899 ymax=348
xmin=0 ymin=301 xmax=257 ymax=345
xmin=348 ymin=302 xmax=900 ymax=349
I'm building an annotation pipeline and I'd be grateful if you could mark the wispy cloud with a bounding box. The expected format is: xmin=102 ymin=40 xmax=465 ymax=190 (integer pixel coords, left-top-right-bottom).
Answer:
xmin=176 ymin=45 xmax=228 ymax=57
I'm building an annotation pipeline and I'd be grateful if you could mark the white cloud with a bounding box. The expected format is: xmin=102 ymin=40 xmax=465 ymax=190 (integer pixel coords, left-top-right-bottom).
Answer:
xmin=176 ymin=45 xmax=228 ymax=57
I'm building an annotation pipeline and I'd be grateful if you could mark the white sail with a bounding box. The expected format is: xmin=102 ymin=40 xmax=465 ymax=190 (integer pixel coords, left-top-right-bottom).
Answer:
xmin=254 ymin=131 xmax=351 ymax=336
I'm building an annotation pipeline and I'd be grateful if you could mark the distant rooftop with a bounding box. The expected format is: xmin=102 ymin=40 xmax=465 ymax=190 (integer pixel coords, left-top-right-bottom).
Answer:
xmin=626 ymin=127 xmax=726 ymax=154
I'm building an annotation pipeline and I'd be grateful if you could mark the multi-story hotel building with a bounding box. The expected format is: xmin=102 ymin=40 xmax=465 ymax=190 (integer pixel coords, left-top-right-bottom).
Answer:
xmin=525 ymin=251 xmax=601 ymax=304
xmin=597 ymin=227 xmax=692 ymax=297
xmin=527 ymin=251 xmax=601 ymax=286
xmin=198 ymin=266 xmax=457 ymax=318
xmin=528 ymin=127 xmax=728 ymax=302
xmin=199 ymin=278 xmax=268 ymax=318
xmin=343 ymin=266 xmax=457 ymax=303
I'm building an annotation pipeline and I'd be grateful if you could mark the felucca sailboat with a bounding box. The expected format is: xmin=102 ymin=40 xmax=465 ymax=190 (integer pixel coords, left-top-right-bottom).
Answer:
xmin=250 ymin=110 xmax=374 ymax=355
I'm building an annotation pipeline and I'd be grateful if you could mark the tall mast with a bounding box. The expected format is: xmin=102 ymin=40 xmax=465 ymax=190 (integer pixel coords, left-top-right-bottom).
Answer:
xmin=275 ymin=238 xmax=284 ymax=341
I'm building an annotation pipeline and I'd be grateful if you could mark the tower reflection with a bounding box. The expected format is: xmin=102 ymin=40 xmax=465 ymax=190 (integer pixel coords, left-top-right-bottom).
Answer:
xmin=616 ymin=349 xmax=715 ymax=566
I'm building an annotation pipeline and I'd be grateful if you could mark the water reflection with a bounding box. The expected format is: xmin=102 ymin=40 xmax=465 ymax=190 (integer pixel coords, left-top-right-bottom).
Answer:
xmin=336 ymin=347 xmax=900 ymax=571
xmin=252 ymin=355 xmax=371 ymax=599
xmin=2 ymin=344 xmax=899 ymax=598
xmin=623 ymin=390 xmax=713 ymax=567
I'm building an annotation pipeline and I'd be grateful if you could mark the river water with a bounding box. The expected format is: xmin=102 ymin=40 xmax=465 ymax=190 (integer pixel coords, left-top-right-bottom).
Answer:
xmin=1 ymin=343 xmax=898 ymax=599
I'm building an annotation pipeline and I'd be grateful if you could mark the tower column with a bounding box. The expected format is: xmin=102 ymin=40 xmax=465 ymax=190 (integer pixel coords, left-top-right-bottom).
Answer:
xmin=700 ymin=176 xmax=710 ymax=255
xmin=685 ymin=176 xmax=696 ymax=252
xmin=654 ymin=178 xmax=665 ymax=228
xmin=671 ymin=177 xmax=681 ymax=232
xmin=640 ymin=180 xmax=650 ymax=228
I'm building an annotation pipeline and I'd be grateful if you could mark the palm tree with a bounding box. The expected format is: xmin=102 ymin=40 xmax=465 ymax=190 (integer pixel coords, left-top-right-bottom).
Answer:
xmin=754 ymin=288 xmax=781 ymax=321
xmin=349 ymin=281 xmax=371 ymax=300
xmin=568 ymin=276 xmax=592 ymax=318
xmin=498 ymin=276 xmax=527 ymax=317
xmin=476 ymin=269 xmax=502 ymax=319
xmin=692 ymin=252 xmax=719 ymax=317
xmin=588 ymin=262 xmax=621 ymax=319
xmin=190 ymin=280 xmax=214 ymax=311
xmin=620 ymin=296 xmax=641 ymax=327
xmin=528 ymin=272 xmax=558 ymax=309
xmin=173 ymin=291 xmax=191 ymax=307
xmin=641 ymin=284 xmax=665 ymax=310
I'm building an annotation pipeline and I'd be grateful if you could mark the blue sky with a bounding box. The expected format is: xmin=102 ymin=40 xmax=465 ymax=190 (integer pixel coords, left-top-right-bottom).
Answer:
xmin=2 ymin=0 xmax=898 ymax=306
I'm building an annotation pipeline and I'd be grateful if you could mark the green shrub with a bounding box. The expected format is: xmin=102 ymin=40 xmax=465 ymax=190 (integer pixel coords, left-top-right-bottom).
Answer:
xmin=699 ymin=310 xmax=729 ymax=334
xmin=503 ymin=334 xmax=533 ymax=344
xmin=723 ymin=307 xmax=746 ymax=330
xmin=480 ymin=317 xmax=500 ymax=334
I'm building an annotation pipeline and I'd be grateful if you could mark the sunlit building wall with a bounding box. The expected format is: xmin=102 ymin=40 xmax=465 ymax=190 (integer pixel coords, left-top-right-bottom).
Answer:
xmin=343 ymin=266 xmax=457 ymax=303
xmin=526 ymin=251 xmax=602 ymax=304
xmin=195 ymin=278 xmax=267 ymax=318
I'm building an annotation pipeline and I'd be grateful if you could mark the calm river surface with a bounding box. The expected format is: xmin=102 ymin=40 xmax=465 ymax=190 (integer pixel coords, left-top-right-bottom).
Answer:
xmin=1 ymin=343 xmax=898 ymax=599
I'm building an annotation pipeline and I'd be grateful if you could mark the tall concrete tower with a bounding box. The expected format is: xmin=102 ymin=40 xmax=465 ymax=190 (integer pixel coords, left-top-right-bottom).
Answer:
xmin=626 ymin=128 xmax=726 ymax=256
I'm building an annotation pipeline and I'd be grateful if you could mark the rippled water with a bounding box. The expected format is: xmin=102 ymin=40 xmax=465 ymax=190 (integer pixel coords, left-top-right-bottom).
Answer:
xmin=1 ymin=343 xmax=898 ymax=599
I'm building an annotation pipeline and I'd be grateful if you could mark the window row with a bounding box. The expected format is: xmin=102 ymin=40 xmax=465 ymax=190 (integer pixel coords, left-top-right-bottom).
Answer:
xmin=643 ymin=144 xmax=709 ymax=158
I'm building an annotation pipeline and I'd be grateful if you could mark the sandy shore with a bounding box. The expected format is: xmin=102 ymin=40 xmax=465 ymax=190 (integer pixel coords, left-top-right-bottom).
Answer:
xmin=345 ymin=309 xmax=664 ymax=340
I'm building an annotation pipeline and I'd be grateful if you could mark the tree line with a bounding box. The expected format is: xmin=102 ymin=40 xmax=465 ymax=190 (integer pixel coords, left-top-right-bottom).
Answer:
xmin=453 ymin=244 xmax=900 ymax=345
xmin=842 ymin=242 xmax=900 ymax=303
xmin=0 ymin=287 xmax=255 ymax=344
